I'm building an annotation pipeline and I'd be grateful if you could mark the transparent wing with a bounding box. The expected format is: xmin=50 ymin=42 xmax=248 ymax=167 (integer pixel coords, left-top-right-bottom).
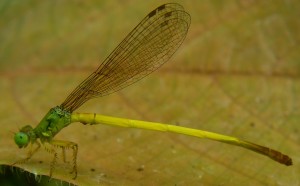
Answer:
xmin=61 ymin=3 xmax=191 ymax=112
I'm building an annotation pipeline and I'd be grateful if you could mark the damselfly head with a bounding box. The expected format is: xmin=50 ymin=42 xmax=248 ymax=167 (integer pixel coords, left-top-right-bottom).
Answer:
xmin=14 ymin=132 xmax=29 ymax=148
xmin=14 ymin=125 xmax=33 ymax=148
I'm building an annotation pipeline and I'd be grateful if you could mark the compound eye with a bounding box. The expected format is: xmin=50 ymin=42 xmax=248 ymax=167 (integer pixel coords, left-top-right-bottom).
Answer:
xmin=14 ymin=132 xmax=29 ymax=148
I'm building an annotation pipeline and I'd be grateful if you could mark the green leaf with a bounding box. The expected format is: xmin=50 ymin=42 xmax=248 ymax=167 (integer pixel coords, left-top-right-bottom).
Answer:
xmin=0 ymin=1 xmax=299 ymax=185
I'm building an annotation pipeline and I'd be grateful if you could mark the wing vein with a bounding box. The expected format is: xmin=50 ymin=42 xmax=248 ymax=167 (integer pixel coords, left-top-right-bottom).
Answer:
xmin=61 ymin=3 xmax=191 ymax=112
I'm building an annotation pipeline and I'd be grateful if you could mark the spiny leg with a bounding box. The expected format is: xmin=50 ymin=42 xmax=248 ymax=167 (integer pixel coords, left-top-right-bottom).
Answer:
xmin=43 ymin=142 xmax=58 ymax=178
xmin=50 ymin=140 xmax=78 ymax=179
xmin=12 ymin=141 xmax=41 ymax=165
xmin=61 ymin=146 xmax=66 ymax=163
